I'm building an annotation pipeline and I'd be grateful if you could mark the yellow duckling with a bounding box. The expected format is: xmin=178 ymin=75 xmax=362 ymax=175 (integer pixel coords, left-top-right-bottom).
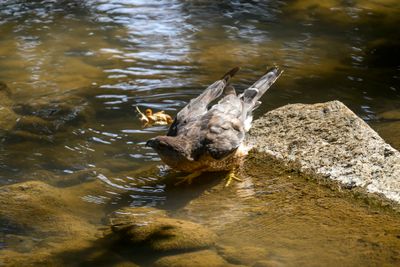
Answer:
xmin=145 ymin=108 xmax=173 ymax=125
xmin=136 ymin=106 xmax=150 ymax=126
xmin=135 ymin=107 xmax=173 ymax=127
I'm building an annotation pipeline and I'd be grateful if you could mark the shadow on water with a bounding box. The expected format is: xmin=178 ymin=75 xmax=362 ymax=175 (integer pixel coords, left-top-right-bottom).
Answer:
xmin=0 ymin=0 xmax=399 ymax=266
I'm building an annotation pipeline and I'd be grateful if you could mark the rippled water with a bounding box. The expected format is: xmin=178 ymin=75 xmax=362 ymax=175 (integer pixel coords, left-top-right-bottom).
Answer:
xmin=0 ymin=0 xmax=399 ymax=266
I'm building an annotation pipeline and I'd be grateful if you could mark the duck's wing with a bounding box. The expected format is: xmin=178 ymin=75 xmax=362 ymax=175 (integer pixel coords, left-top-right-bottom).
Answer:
xmin=201 ymin=94 xmax=245 ymax=159
xmin=167 ymin=67 xmax=240 ymax=136
xmin=240 ymin=67 xmax=282 ymax=131
xmin=203 ymin=67 xmax=282 ymax=159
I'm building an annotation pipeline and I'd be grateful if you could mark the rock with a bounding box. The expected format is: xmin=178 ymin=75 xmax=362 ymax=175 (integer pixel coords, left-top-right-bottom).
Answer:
xmin=217 ymin=244 xmax=268 ymax=265
xmin=108 ymin=207 xmax=217 ymax=252
xmin=0 ymin=106 xmax=18 ymax=133
xmin=153 ymin=250 xmax=231 ymax=267
xmin=247 ymin=100 xmax=400 ymax=203
xmin=0 ymin=181 xmax=98 ymax=236
xmin=108 ymin=206 xmax=168 ymax=227
xmin=252 ymin=260 xmax=282 ymax=267
xmin=0 ymin=81 xmax=13 ymax=106
xmin=6 ymin=129 xmax=53 ymax=143
xmin=0 ymin=82 xmax=19 ymax=134
xmin=0 ymin=177 xmax=141 ymax=266
xmin=12 ymin=93 xmax=94 ymax=134
xmin=0 ymin=180 xmax=111 ymax=266
xmin=14 ymin=115 xmax=55 ymax=135
xmin=0 ymin=81 xmax=11 ymax=94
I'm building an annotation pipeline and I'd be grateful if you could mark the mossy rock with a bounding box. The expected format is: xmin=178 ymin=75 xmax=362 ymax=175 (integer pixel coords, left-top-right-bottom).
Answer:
xmin=217 ymin=244 xmax=269 ymax=265
xmin=108 ymin=207 xmax=217 ymax=252
xmin=13 ymin=94 xmax=94 ymax=132
xmin=153 ymin=250 xmax=232 ymax=267
xmin=14 ymin=115 xmax=55 ymax=135
xmin=252 ymin=259 xmax=283 ymax=267
xmin=0 ymin=106 xmax=18 ymax=133
xmin=0 ymin=81 xmax=13 ymax=106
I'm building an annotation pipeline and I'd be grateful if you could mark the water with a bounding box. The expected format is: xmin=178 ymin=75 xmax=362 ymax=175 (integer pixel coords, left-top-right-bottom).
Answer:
xmin=0 ymin=0 xmax=399 ymax=266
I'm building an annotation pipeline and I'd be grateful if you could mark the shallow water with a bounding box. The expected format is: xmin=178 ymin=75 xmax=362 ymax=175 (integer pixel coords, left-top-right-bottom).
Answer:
xmin=0 ymin=0 xmax=399 ymax=266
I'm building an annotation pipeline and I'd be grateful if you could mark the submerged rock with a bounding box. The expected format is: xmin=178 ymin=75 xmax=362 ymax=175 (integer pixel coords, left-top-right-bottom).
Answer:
xmin=0 ymin=82 xmax=13 ymax=106
xmin=0 ymin=106 xmax=18 ymax=133
xmin=217 ymin=244 xmax=269 ymax=266
xmin=0 ymin=181 xmax=98 ymax=237
xmin=247 ymin=100 xmax=400 ymax=203
xmin=252 ymin=260 xmax=282 ymax=267
xmin=0 ymin=82 xmax=18 ymax=134
xmin=153 ymin=250 xmax=232 ymax=267
xmin=11 ymin=92 xmax=94 ymax=138
xmin=108 ymin=207 xmax=217 ymax=252
xmin=0 ymin=180 xmax=109 ymax=266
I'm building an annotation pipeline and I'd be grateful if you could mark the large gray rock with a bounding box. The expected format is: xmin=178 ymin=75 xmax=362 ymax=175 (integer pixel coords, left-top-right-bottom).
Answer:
xmin=247 ymin=100 xmax=400 ymax=203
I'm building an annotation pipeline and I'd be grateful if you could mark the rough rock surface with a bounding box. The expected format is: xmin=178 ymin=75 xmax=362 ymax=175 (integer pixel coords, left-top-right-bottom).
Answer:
xmin=108 ymin=207 xmax=217 ymax=252
xmin=247 ymin=100 xmax=400 ymax=203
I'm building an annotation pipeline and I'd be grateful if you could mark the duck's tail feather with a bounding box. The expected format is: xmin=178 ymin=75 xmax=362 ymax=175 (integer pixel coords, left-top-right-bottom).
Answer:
xmin=240 ymin=66 xmax=282 ymax=130
xmin=192 ymin=67 xmax=241 ymax=106
xmin=241 ymin=66 xmax=282 ymax=106
xmin=221 ymin=66 xmax=240 ymax=82
xmin=191 ymin=67 xmax=240 ymax=109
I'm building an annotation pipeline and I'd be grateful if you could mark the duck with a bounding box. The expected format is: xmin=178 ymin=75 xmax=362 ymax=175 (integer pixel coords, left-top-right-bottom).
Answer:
xmin=146 ymin=66 xmax=282 ymax=186
xmin=145 ymin=108 xmax=173 ymax=125
xmin=135 ymin=106 xmax=173 ymax=127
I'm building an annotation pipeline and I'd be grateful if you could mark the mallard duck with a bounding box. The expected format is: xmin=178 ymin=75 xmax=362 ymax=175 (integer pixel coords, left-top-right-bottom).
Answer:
xmin=146 ymin=67 xmax=282 ymax=186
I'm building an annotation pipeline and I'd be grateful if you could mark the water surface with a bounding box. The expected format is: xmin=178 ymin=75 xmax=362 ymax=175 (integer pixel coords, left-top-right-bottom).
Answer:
xmin=0 ymin=0 xmax=399 ymax=266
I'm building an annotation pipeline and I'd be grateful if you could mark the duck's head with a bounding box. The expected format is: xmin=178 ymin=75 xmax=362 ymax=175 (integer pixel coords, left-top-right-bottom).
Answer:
xmin=145 ymin=109 xmax=153 ymax=117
